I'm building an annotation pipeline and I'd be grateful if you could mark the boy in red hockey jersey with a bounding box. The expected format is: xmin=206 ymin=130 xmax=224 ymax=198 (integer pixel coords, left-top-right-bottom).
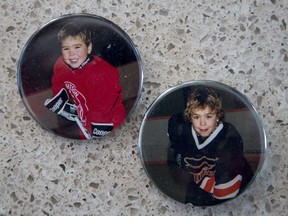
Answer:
xmin=44 ymin=23 xmax=126 ymax=139
xmin=168 ymin=87 xmax=253 ymax=206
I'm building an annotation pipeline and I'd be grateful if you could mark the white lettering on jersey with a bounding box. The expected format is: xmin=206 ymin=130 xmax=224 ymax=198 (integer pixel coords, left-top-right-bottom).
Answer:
xmin=184 ymin=156 xmax=219 ymax=184
xmin=64 ymin=81 xmax=89 ymax=125
xmin=92 ymin=128 xmax=111 ymax=136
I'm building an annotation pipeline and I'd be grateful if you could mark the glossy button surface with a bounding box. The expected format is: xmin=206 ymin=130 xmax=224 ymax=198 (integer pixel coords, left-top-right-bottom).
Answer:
xmin=18 ymin=14 xmax=143 ymax=139
xmin=138 ymin=80 xmax=266 ymax=206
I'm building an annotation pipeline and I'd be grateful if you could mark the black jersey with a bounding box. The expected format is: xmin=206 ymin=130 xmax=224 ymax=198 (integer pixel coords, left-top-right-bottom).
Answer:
xmin=168 ymin=113 xmax=254 ymax=206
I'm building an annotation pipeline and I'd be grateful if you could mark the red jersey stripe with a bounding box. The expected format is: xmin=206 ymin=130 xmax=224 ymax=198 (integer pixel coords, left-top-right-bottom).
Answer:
xmin=214 ymin=175 xmax=242 ymax=199
xmin=200 ymin=177 xmax=215 ymax=193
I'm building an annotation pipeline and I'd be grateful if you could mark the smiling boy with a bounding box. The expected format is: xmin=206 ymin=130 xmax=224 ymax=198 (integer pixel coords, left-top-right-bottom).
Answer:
xmin=44 ymin=22 xmax=126 ymax=139
xmin=61 ymin=34 xmax=92 ymax=69
xmin=168 ymin=87 xmax=253 ymax=206
xmin=190 ymin=106 xmax=218 ymax=138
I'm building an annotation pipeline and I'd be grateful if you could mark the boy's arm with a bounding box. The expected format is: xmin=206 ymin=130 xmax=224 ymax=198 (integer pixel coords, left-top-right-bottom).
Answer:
xmin=89 ymin=96 xmax=124 ymax=138
xmin=50 ymin=57 xmax=67 ymax=96
xmin=167 ymin=113 xmax=186 ymax=168
xmin=199 ymin=124 xmax=245 ymax=200
xmin=44 ymin=88 xmax=92 ymax=139
xmin=90 ymin=66 xmax=126 ymax=137
xmin=111 ymin=87 xmax=126 ymax=129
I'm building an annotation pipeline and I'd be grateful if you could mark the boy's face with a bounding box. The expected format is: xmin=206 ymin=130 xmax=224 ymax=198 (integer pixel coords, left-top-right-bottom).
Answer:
xmin=190 ymin=106 xmax=218 ymax=137
xmin=61 ymin=35 xmax=92 ymax=69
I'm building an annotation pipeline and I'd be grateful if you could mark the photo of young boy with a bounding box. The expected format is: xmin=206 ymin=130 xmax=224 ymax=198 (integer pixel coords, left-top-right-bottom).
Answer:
xmin=138 ymin=81 xmax=265 ymax=206
xmin=44 ymin=22 xmax=126 ymax=139
xmin=18 ymin=14 xmax=142 ymax=140
xmin=168 ymin=87 xmax=254 ymax=205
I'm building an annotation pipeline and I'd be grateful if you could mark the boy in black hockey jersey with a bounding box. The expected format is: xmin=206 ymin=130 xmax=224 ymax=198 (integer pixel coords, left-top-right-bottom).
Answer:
xmin=168 ymin=87 xmax=254 ymax=206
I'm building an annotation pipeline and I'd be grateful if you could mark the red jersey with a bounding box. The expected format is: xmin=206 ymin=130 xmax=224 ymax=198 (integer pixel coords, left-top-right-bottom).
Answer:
xmin=51 ymin=55 xmax=126 ymax=135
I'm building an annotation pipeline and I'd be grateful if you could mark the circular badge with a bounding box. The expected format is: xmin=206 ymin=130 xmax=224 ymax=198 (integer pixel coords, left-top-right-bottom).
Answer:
xmin=18 ymin=13 xmax=143 ymax=139
xmin=138 ymin=80 xmax=266 ymax=206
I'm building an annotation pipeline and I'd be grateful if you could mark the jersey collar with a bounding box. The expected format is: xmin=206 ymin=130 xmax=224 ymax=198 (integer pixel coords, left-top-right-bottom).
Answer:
xmin=78 ymin=55 xmax=93 ymax=69
xmin=65 ymin=55 xmax=94 ymax=70
xmin=192 ymin=123 xmax=224 ymax=150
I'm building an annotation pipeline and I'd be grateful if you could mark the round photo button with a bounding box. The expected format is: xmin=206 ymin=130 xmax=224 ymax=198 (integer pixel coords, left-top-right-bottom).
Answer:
xmin=138 ymin=80 xmax=266 ymax=206
xmin=18 ymin=13 xmax=143 ymax=140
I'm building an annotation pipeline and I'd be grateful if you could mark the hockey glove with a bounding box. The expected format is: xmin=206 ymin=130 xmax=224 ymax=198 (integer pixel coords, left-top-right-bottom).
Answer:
xmin=44 ymin=88 xmax=69 ymax=114
xmin=58 ymin=102 xmax=78 ymax=121
xmin=91 ymin=123 xmax=113 ymax=138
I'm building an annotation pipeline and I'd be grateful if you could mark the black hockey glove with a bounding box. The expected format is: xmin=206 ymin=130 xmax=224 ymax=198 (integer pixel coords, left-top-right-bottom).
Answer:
xmin=44 ymin=89 xmax=80 ymax=122
xmin=44 ymin=88 xmax=69 ymax=114
xmin=91 ymin=123 xmax=113 ymax=138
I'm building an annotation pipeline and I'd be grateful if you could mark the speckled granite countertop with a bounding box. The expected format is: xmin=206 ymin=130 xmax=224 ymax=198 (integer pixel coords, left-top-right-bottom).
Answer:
xmin=0 ymin=0 xmax=287 ymax=215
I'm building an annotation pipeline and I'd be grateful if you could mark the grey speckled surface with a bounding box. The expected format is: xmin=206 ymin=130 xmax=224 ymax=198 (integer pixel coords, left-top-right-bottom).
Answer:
xmin=1 ymin=0 xmax=287 ymax=215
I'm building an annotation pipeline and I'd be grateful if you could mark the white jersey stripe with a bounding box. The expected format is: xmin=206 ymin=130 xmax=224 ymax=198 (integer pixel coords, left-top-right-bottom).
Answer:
xmin=215 ymin=174 xmax=242 ymax=189
xmin=213 ymin=174 xmax=242 ymax=199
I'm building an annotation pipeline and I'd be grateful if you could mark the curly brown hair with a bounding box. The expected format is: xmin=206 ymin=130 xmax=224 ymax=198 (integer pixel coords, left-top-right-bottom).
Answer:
xmin=184 ymin=87 xmax=224 ymax=122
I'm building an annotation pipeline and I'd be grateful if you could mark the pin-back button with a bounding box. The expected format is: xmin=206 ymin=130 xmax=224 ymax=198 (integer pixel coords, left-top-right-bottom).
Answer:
xmin=18 ymin=13 xmax=143 ymax=140
xmin=138 ymin=80 xmax=266 ymax=206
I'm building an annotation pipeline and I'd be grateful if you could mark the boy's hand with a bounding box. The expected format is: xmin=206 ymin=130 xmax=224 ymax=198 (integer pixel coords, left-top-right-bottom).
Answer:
xmin=91 ymin=123 xmax=113 ymax=138
xmin=44 ymin=88 xmax=69 ymax=114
